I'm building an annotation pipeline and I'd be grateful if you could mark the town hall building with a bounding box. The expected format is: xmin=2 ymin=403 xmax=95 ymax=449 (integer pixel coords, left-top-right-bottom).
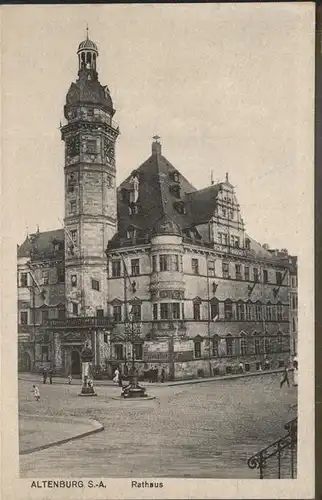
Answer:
xmin=17 ymin=34 xmax=297 ymax=380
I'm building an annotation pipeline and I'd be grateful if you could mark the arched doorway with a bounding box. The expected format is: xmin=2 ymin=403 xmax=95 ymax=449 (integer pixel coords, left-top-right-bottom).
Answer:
xmin=20 ymin=351 xmax=31 ymax=372
xmin=71 ymin=350 xmax=81 ymax=375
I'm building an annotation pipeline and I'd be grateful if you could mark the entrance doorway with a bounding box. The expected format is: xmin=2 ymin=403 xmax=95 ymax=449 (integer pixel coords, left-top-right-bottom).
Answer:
xmin=71 ymin=350 xmax=81 ymax=375
xmin=20 ymin=351 xmax=31 ymax=372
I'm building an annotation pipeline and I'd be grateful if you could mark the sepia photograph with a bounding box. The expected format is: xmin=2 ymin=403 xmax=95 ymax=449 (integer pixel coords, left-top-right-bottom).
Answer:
xmin=1 ymin=2 xmax=315 ymax=499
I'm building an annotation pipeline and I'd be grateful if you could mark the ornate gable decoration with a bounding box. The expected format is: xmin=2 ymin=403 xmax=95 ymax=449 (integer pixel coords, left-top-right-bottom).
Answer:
xmin=109 ymin=298 xmax=123 ymax=306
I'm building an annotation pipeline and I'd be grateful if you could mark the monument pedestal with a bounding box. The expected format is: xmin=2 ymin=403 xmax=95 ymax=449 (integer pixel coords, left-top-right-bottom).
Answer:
xmin=78 ymin=345 xmax=97 ymax=397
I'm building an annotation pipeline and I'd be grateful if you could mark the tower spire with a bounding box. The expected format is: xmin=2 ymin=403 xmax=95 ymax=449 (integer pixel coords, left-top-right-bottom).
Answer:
xmin=86 ymin=24 xmax=89 ymax=40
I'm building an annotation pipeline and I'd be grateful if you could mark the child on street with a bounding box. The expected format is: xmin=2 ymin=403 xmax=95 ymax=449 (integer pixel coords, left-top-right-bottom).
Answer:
xmin=32 ymin=385 xmax=40 ymax=401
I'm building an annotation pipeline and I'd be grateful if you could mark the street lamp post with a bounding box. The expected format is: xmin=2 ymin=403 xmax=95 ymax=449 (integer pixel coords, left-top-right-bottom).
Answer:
xmin=121 ymin=310 xmax=146 ymax=398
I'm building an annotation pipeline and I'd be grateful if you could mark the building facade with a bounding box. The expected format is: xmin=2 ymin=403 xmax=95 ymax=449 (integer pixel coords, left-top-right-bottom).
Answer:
xmin=17 ymin=35 xmax=297 ymax=380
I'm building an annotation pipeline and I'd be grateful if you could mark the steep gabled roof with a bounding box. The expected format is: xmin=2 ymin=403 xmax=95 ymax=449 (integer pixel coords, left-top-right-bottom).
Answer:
xmin=17 ymin=229 xmax=64 ymax=261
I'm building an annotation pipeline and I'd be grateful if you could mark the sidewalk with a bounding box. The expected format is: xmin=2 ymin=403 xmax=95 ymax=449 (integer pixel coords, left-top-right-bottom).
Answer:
xmin=19 ymin=368 xmax=286 ymax=388
xmin=19 ymin=414 xmax=103 ymax=455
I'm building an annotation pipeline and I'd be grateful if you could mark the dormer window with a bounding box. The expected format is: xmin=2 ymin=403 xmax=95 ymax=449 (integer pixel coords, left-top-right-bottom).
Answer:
xmin=245 ymin=238 xmax=251 ymax=250
xmin=170 ymin=185 xmax=181 ymax=199
xmin=174 ymin=201 xmax=185 ymax=214
xmin=128 ymin=203 xmax=138 ymax=216
xmin=126 ymin=227 xmax=136 ymax=240
xmin=172 ymin=171 xmax=180 ymax=183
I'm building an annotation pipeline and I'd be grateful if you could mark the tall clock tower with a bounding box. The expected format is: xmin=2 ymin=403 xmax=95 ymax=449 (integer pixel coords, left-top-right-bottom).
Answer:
xmin=61 ymin=33 xmax=119 ymax=318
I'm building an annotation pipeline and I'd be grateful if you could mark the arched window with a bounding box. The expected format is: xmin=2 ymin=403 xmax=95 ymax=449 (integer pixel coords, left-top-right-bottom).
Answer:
xmin=224 ymin=299 xmax=233 ymax=320
xmin=245 ymin=300 xmax=253 ymax=321
xmin=240 ymin=332 xmax=247 ymax=355
xmin=210 ymin=298 xmax=219 ymax=320
xmin=236 ymin=300 xmax=245 ymax=321
xmin=212 ymin=335 xmax=219 ymax=357
xmin=277 ymin=301 xmax=283 ymax=321
xmin=226 ymin=334 xmax=233 ymax=356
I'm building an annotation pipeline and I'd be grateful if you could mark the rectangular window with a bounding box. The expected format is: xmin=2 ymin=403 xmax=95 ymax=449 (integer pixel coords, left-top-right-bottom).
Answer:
xmin=71 ymin=275 xmax=77 ymax=287
xmin=42 ymin=270 xmax=49 ymax=285
xmin=231 ymin=235 xmax=240 ymax=248
xmin=70 ymin=230 xmax=77 ymax=243
xmin=253 ymin=268 xmax=259 ymax=282
xmin=226 ymin=337 xmax=233 ymax=356
xmin=131 ymin=304 xmax=141 ymax=322
xmin=133 ymin=344 xmax=143 ymax=360
xmin=277 ymin=335 xmax=283 ymax=353
xmin=208 ymin=260 xmax=215 ymax=277
xmin=72 ymin=303 xmax=78 ymax=315
xmin=41 ymin=310 xmax=49 ymax=324
xmin=115 ymin=344 xmax=124 ymax=360
xmin=264 ymin=337 xmax=271 ymax=354
xmin=160 ymin=255 xmax=168 ymax=272
xmin=153 ymin=303 xmax=158 ymax=320
xmin=245 ymin=302 xmax=252 ymax=321
xmin=41 ymin=346 xmax=49 ymax=362
xmin=20 ymin=272 xmax=28 ymax=287
xmin=96 ymin=309 xmax=104 ymax=318
xmin=152 ymin=255 xmax=157 ymax=272
xmin=113 ymin=305 xmax=122 ymax=322
xmin=194 ymin=341 xmax=201 ymax=359
xmin=244 ymin=266 xmax=250 ymax=281
xmin=236 ymin=302 xmax=245 ymax=321
xmin=222 ymin=233 xmax=228 ymax=245
xmin=240 ymin=337 xmax=247 ymax=356
xmin=263 ymin=270 xmax=269 ymax=284
xmin=131 ymin=259 xmax=140 ymax=276
xmin=212 ymin=337 xmax=218 ymax=356
xmin=235 ymin=264 xmax=242 ymax=280
xmin=222 ymin=262 xmax=229 ymax=279
xmin=192 ymin=258 xmax=199 ymax=275
xmin=104 ymin=333 xmax=108 ymax=343
xmin=224 ymin=301 xmax=233 ymax=320
xmin=58 ymin=309 xmax=65 ymax=320
xmin=193 ymin=302 xmax=201 ymax=320
xmin=20 ymin=311 xmax=28 ymax=325
xmin=86 ymin=139 xmax=97 ymax=154
xmin=292 ymin=294 xmax=297 ymax=310
xmin=172 ymin=303 xmax=180 ymax=320
xmin=57 ymin=263 xmax=65 ymax=283
xmin=112 ymin=260 xmax=121 ymax=277
xmin=277 ymin=304 xmax=283 ymax=321
xmin=160 ymin=303 xmax=170 ymax=320
xmin=292 ymin=276 xmax=297 ymax=288
xmin=70 ymin=200 xmax=76 ymax=214
xmin=254 ymin=337 xmax=261 ymax=354
xmin=171 ymin=255 xmax=179 ymax=272
xmin=91 ymin=279 xmax=100 ymax=291
xmin=255 ymin=303 xmax=262 ymax=321
xmin=276 ymin=271 xmax=283 ymax=286
xmin=292 ymin=317 xmax=296 ymax=332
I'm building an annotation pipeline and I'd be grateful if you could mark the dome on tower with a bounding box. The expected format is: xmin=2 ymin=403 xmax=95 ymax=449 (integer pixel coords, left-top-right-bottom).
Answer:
xmin=151 ymin=213 xmax=182 ymax=237
xmin=77 ymin=38 xmax=98 ymax=53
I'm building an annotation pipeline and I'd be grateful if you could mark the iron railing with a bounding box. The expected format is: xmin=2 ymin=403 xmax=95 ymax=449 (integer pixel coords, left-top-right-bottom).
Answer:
xmin=247 ymin=417 xmax=297 ymax=479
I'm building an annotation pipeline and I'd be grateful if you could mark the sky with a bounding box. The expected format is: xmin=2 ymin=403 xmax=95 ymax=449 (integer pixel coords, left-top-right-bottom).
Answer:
xmin=2 ymin=3 xmax=314 ymax=255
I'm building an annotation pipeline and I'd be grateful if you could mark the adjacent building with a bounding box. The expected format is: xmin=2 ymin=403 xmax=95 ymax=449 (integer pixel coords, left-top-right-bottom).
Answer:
xmin=17 ymin=34 xmax=297 ymax=380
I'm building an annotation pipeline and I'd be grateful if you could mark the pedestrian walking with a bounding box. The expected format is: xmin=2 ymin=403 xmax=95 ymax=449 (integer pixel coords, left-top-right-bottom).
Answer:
xmin=113 ymin=367 xmax=120 ymax=385
xmin=42 ymin=368 xmax=47 ymax=384
xmin=118 ymin=370 xmax=123 ymax=387
xmin=161 ymin=367 xmax=165 ymax=383
xmin=154 ymin=366 xmax=159 ymax=383
xmin=67 ymin=374 xmax=72 ymax=385
xmin=238 ymin=362 xmax=244 ymax=373
xmin=31 ymin=385 xmax=40 ymax=401
xmin=280 ymin=367 xmax=290 ymax=388
xmin=48 ymin=367 xmax=53 ymax=385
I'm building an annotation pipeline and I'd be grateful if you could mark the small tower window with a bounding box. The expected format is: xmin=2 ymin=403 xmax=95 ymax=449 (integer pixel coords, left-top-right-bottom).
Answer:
xmin=172 ymin=171 xmax=180 ymax=183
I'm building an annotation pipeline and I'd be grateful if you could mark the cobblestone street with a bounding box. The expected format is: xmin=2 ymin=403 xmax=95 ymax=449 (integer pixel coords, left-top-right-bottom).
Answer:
xmin=19 ymin=373 xmax=297 ymax=478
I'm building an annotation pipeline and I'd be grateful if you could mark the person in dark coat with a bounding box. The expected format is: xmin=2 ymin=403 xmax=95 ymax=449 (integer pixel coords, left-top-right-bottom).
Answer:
xmin=161 ymin=367 xmax=165 ymax=383
xmin=42 ymin=369 xmax=47 ymax=384
xmin=154 ymin=366 xmax=159 ymax=383
xmin=48 ymin=367 xmax=53 ymax=384
xmin=280 ymin=367 xmax=290 ymax=388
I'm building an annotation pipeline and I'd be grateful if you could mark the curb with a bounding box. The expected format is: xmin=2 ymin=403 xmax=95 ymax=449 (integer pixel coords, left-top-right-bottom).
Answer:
xmin=166 ymin=368 xmax=286 ymax=386
xmin=19 ymin=417 xmax=104 ymax=455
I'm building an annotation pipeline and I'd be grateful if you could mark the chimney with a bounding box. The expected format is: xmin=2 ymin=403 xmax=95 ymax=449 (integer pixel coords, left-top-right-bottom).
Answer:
xmin=152 ymin=135 xmax=162 ymax=156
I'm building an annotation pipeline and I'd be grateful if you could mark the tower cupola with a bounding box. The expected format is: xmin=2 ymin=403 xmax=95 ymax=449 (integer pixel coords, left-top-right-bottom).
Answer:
xmin=77 ymin=27 xmax=98 ymax=72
